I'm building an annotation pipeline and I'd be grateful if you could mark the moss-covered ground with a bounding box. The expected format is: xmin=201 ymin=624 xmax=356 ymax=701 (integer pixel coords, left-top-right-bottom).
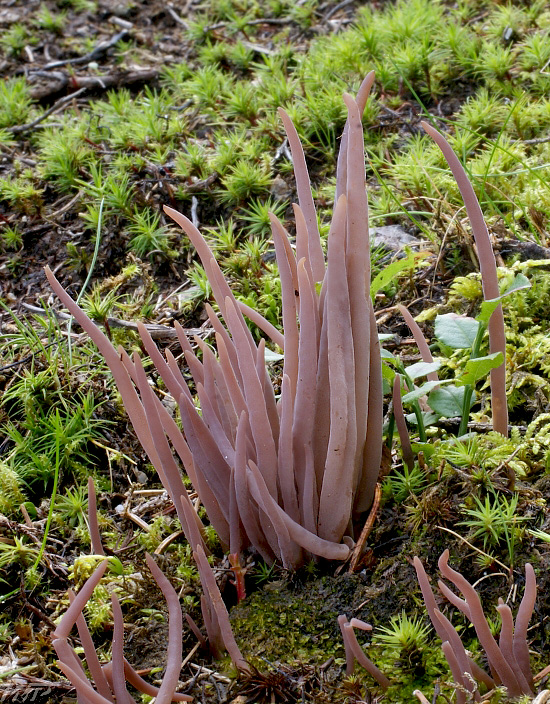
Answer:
xmin=2 ymin=0 xmax=550 ymax=701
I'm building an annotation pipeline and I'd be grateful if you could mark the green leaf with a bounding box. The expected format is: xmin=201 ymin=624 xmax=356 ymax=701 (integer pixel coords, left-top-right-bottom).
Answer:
xmin=477 ymin=299 xmax=500 ymax=325
xmin=434 ymin=313 xmax=479 ymax=349
xmin=428 ymin=386 xmax=471 ymax=417
xmin=405 ymin=411 xmax=439 ymax=427
xmin=381 ymin=361 xmax=396 ymax=381
xmin=501 ymin=272 xmax=531 ymax=297
xmin=22 ymin=501 xmax=38 ymax=520
xmin=370 ymin=249 xmax=424 ymax=301
xmin=477 ymin=274 xmax=531 ymax=323
xmin=460 ymin=352 xmax=504 ymax=385
xmin=402 ymin=380 xmax=446 ymax=403
xmin=404 ymin=360 xmax=441 ymax=380
xmin=380 ymin=348 xmax=396 ymax=361
xmin=529 ymin=529 xmax=550 ymax=544
xmin=108 ymin=557 xmax=125 ymax=575
xmin=378 ymin=333 xmax=396 ymax=341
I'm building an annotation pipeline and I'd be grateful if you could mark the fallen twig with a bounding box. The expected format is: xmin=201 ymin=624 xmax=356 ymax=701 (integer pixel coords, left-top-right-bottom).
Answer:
xmin=21 ymin=302 xmax=207 ymax=341
xmin=42 ymin=30 xmax=129 ymax=69
xmin=322 ymin=0 xmax=356 ymax=21
xmin=166 ymin=5 xmax=189 ymax=29
xmin=205 ymin=16 xmax=299 ymax=31
xmin=29 ymin=68 xmax=159 ymax=101
xmin=7 ymin=88 xmax=88 ymax=134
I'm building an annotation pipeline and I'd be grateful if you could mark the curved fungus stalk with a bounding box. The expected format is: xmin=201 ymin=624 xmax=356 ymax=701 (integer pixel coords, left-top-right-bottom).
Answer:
xmin=414 ymin=551 xmax=536 ymax=699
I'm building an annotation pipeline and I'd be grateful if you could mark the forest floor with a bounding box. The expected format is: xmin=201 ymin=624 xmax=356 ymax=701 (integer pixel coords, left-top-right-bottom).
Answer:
xmin=2 ymin=0 xmax=550 ymax=702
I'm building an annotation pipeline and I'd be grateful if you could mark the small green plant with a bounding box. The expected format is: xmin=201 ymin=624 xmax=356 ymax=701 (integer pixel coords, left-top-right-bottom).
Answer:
xmin=252 ymin=559 xmax=277 ymax=585
xmin=391 ymin=272 xmax=531 ymax=443
xmin=375 ymin=612 xmax=430 ymax=669
xmin=204 ymin=219 xmax=239 ymax=254
xmin=0 ymin=77 xmax=34 ymax=128
xmin=136 ymin=515 xmax=176 ymax=553
xmin=38 ymin=129 xmax=94 ymax=193
xmin=0 ymin=24 xmax=31 ymax=57
xmin=0 ymin=537 xmax=39 ymax=571
xmin=428 ymin=272 xmax=530 ymax=436
xmin=0 ymin=174 xmax=43 ymax=214
xmin=34 ymin=4 xmax=66 ymax=33
xmin=4 ymin=391 xmax=109 ymax=488
xmin=219 ymin=159 xmax=271 ymax=205
xmin=80 ymin=286 xmax=121 ymax=338
xmin=0 ymin=462 xmax=26 ymax=515
xmin=240 ymin=197 xmax=288 ymax=237
xmin=127 ymin=209 xmax=172 ymax=257
xmin=56 ymin=484 xmax=89 ymax=529
xmin=224 ymin=82 xmax=261 ymax=123
xmin=0 ymin=226 xmax=23 ymax=251
xmin=387 ymin=464 xmax=427 ymax=502
xmin=459 ymin=492 xmax=530 ymax=566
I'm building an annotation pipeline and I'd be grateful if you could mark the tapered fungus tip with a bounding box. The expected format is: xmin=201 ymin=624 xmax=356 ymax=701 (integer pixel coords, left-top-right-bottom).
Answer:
xmin=349 ymin=618 xmax=372 ymax=631
xmin=163 ymin=204 xmax=178 ymax=217
xmin=163 ymin=204 xmax=189 ymax=229
xmin=420 ymin=120 xmax=435 ymax=134
xmin=438 ymin=549 xmax=450 ymax=569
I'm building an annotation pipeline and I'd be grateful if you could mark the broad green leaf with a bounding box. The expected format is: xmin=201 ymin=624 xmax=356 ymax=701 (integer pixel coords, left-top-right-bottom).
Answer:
xmin=410 ymin=441 xmax=436 ymax=459
xmin=434 ymin=313 xmax=479 ymax=349
xmin=460 ymin=352 xmax=504 ymax=385
xmin=404 ymin=360 xmax=441 ymax=380
xmin=477 ymin=274 xmax=531 ymax=323
xmin=500 ymin=272 xmax=531 ymax=297
xmin=22 ymin=502 xmax=38 ymax=520
xmin=402 ymin=380 xmax=447 ymax=403
xmin=477 ymin=299 xmax=500 ymax=324
xmin=380 ymin=348 xmax=396 ymax=361
xmin=378 ymin=333 xmax=396 ymax=341
xmin=381 ymin=361 xmax=396 ymax=381
xmin=428 ymin=385 xmax=471 ymax=417
xmin=108 ymin=557 xmax=125 ymax=575
xmin=370 ymin=250 xmax=427 ymax=301
xmin=405 ymin=411 xmax=439 ymax=427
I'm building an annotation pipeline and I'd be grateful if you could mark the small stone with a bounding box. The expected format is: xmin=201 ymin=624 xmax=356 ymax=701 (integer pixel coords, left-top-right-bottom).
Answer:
xmin=370 ymin=224 xmax=422 ymax=252
xmin=270 ymin=176 xmax=293 ymax=201
xmin=0 ymin=10 xmax=21 ymax=24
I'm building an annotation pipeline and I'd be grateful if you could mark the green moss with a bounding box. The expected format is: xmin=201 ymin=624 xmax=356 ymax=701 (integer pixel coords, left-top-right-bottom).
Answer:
xmin=231 ymin=575 xmax=357 ymax=666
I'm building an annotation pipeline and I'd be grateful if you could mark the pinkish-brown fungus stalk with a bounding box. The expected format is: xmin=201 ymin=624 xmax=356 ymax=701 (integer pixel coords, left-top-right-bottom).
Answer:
xmin=53 ymin=558 xmax=192 ymax=703
xmin=338 ymin=615 xmax=390 ymax=689
xmin=46 ymin=72 xmax=382 ymax=573
xmin=392 ymin=374 xmax=414 ymax=471
xmin=414 ymin=550 xmax=536 ymax=699
xmin=422 ymin=122 xmax=508 ymax=437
